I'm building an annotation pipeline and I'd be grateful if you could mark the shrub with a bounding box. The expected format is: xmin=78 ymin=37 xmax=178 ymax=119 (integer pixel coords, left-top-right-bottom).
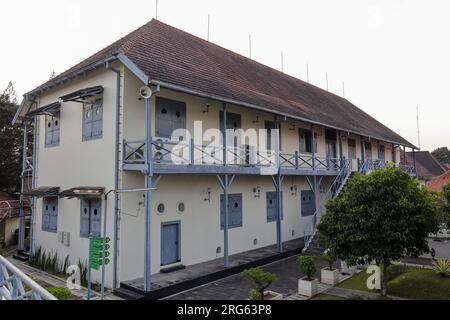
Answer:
xmin=322 ymin=249 xmax=337 ymax=270
xmin=47 ymin=287 xmax=71 ymax=300
xmin=241 ymin=267 xmax=278 ymax=300
xmin=432 ymin=259 xmax=450 ymax=277
xmin=298 ymin=256 xmax=316 ymax=280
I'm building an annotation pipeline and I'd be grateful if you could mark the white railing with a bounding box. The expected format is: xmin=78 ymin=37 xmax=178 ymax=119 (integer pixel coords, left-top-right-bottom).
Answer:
xmin=302 ymin=159 xmax=352 ymax=252
xmin=0 ymin=255 xmax=56 ymax=300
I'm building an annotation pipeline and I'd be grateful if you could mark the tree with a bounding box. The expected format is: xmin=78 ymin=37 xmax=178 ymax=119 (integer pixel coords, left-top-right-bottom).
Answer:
xmin=443 ymin=183 xmax=450 ymax=230
xmin=432 ymin=147 xmax=450 ymax=165
xmin=318 ymin=167 xmax=439 ymax=296
xmin=241 ymin=267 xmax=278 ymax=300
xmin=0 ymin=82 xmax=23 ymax=194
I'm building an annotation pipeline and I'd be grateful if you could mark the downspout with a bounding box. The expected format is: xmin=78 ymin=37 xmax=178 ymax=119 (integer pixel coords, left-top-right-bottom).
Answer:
xmin=106 ymin=62 xmax=121 ymax=289
xmin=29 ymin=114 xmax=39 ymax=254
xmin=18 ymin=122 xmax=28 ymax=252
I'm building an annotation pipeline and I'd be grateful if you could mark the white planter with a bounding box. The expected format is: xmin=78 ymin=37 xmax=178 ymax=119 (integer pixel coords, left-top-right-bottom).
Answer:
xmin=321 ymin=268 xmax=340 ymax=285
xmin=340 ymin=261 xmax=357 ymax=275
xmin=298 ymin=277 xmax=319 ymax=297
xmin=264 ymin=290 xmax=283 ymax=300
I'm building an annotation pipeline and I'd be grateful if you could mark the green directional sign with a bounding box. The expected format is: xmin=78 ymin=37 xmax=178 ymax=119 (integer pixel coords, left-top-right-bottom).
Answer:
xmin=89 ymin=236 xmax=111 ymax=270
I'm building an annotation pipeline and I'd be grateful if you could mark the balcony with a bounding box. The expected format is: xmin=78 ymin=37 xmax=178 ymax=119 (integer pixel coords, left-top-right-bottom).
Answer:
xmin=358 ymin=159 xmax=416 ymax=177
xmin=122 ymin=139 xmax=351 ymax=176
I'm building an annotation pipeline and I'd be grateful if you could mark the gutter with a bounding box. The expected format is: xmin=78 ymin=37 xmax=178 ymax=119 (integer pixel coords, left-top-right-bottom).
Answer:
xmin=106 ymin=62 xmax=121 ymax=290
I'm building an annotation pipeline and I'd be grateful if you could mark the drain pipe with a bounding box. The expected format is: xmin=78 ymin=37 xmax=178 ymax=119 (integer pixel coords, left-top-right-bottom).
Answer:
xmin=106 ymin=62 xmax=121 ymax=289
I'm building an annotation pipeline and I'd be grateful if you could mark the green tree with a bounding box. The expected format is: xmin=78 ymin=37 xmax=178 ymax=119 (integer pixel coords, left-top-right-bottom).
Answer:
xmin=318 ymin=167 xmax=439 ymax=296
xmin=432 ymin=147 xmax=450 ymax=165
xmin=0 ymin=82 xmax=23 ymax=194
xmin=241 ymin=267 xmax=278 ymax=300
xmin=443 ymin=183 xmax=450 ymax=230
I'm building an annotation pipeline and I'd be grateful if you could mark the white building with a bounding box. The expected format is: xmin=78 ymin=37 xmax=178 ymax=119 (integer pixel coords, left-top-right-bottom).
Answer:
xmin=13 ymin=19 xmax=417 ymax=299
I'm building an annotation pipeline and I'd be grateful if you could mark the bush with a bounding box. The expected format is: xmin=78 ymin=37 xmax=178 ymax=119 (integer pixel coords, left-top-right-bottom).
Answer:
xmin=47 ymin=287 xmax=71 ymax=300
xmin=29 ymin=246 xmax=70 ymax=275
xmin=432 ymin=259 xmax=450 ymax=277
xmin=298 ymin=256 xmax=316 ymax=280
xmin=241 ymin=267 xmax=278 ymax=300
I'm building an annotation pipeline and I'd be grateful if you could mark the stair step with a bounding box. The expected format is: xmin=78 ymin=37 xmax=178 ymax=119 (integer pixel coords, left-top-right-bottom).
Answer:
xmin=114 ymin=287 xmax=145 ymax=300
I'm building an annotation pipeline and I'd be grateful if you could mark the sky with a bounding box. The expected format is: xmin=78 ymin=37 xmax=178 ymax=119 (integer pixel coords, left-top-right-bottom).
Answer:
xmin=0 ymin=0 xmax=448 ymax=151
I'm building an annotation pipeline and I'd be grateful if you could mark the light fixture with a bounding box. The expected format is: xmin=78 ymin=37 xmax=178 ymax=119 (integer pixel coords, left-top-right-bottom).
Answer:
xmin=253 ymin=186 xmax=261 ymax=198
xmin=290 ymin=184 xmax=298 ymax=196
xmin=203 ymin=102 xmax=210 ymax=113
xmin=289 ymin=122 xmax=296 ymax=131
xmin=252 ymin=114 xmax=260 ymax=124
xmin=204 ymin=188 xmax=212 ymax=203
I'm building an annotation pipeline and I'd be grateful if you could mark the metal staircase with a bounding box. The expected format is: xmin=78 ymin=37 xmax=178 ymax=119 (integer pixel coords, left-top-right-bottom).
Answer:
xmin=302 ymin=160 xmax=352 ymax=253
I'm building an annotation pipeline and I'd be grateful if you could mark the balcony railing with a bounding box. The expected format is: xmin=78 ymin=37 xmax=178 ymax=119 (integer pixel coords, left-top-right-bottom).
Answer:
xmin=358 ymin=159 xmax=416 ymax=177
xmin=123 ymin=139 xmax=351 ymax=172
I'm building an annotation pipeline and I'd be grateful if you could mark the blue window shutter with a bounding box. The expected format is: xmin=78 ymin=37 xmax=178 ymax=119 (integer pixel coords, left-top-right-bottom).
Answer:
xmin=41 ymin=198 xmax=50 ymax=231
xmin=90 ymin=199 xmax=102 ymax=237
xmin=220 ymin=195 xmax=225 ymax=229
xmin=45 ymin=116 xmax=53 ymax=147
xmin=82 ymin=104 xmax=93 ymax=140
xmin=49 ymin=198 xmax=58 ymax=232
xmin=266 ymin=192 xmax=276 ymax=222
xmin=80 ymin=199 xmax=90 ymax=237
xmin=92 ymin=100 xmax=103 ymax=137
xmin=52 ymin=114 xmax=60 ymax=145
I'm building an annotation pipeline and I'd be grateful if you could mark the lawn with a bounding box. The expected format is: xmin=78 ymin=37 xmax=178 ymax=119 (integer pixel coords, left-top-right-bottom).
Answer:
xmin=312 ymin=293 xmax=347 ymax=300
xmin=337 ymin=265 xmax=450 ymax=300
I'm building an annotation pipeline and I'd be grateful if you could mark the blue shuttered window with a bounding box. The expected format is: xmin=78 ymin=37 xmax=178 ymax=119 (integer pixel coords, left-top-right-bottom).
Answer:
xmin=220 ymin=193 xmax=243 ymax=229
xmin=301 ymin=190 xmax=316 ymax=216
xmin=80 ymin=198 xmax=102 ymax=237
xmin=42 ymin=197 xmax=58 ymax=233
xmin=266 ymin=191 xmax=283 ymax=222
xmin=45 ymin=112 xmax=60 ymax=147
xmin=82 ymin=99 xmax=103 ymax=141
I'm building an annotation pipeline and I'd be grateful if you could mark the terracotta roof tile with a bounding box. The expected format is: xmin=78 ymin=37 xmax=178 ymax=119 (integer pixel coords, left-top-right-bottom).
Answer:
xmin=27 ymin=19 xmax=414 ymax=147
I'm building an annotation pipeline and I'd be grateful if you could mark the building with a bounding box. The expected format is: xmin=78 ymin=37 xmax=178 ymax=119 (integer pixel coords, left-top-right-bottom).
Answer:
xmin=13 ymin=19 xmax=416 ymax=297
xmin=427 ymin=171 xmax=450 ymax=192
xmin=401 ymin=151 xmax=447 ymax=183
xmin=0 ymin=192 xmax=30 ymax=247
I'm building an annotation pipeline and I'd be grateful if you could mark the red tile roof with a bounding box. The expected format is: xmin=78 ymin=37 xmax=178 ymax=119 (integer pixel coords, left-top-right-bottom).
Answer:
xmin=25 ymin=19 xmax=414 ymax=147
xmin=427 ymin=171 xmax=450 ymax=192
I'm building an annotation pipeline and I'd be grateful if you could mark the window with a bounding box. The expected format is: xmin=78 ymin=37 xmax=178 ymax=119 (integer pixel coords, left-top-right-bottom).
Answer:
xmin=265 ymin=121 xmax=281 ymax=150
xmin=301 ymin=190 xmax=316 ymax=216
xmin=266 ymin=192 xmax=283 ymax=222
xmin=82 ymin=99 xmax=103 ymax=141
xmin=155 ymin=97 xmax=186 ymax=139
xmin=299 ymin=129 xmax=312 ymax=153
xmin=80 ymin=198 xmax=102 ymax=237
xmin=348 ymin=139 xmax=357 ymax=159
xmin=220 ymin=193 xmax=243 ymax=229
xmin=378 ymin=144 xmax=385 ymax=160
xmin=45 ymin=112 xmax=60 ymax=147
xmin=365 ymin=143 xmax=372 ymax=159
xmin=42 ymin=197 xmax=58 ymax=233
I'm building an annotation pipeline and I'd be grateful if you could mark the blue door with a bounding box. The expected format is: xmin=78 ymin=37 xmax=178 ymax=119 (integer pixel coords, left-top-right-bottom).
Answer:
xmin=161 ymin=222 xmax=180 ymax=266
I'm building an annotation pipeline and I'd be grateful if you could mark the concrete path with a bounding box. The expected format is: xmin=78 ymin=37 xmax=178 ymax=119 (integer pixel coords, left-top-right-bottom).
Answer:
xmin=6 ymin=255 xmax=122 ymax=300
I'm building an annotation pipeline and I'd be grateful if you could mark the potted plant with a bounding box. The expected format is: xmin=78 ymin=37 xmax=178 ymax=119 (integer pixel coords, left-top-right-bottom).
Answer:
xmin=241 ymin=267 xmax=280 ymax=300
xmin=297 ymin=256 xmax=318 ymax=297
xmin=321 ymin=249 xmax=340 ymax=285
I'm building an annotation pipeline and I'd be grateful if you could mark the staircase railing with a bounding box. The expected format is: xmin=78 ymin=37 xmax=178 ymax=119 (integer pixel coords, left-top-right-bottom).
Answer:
xmin=302 ymin=159 xmax=352 ymax=252
xmin=0 ymin=255 xmax=56 ymax=300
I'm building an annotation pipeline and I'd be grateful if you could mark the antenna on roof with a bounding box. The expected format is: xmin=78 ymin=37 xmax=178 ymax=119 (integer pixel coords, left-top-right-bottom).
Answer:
xmin=207 ymin=14 xmax=210 ymax=41
xmin=416 ymin=106 xmax=421 ymax=149
xmin=306 ymin=63 xmax=309 ymax=83
xmin=326 ymin=73 xmax=329 ymax=91
xmin=155 ymin=0 xmax=158 ymax=19
xmin=281 ymin=51 xmax=284 ymax=73
xmin=248 ymin=35 xmax=252 ymax=59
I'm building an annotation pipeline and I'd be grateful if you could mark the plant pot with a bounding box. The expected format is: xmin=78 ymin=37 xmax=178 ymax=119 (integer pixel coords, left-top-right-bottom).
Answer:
xmin=340 ymin=261 xmax=357 ymax=275
xmin=321 ymin=268 xmax=340 ymax=285
xmin=298 ymin=277 xmax=318 ymax=297
xmin=264 ymin=290 xmax=282 ymax=300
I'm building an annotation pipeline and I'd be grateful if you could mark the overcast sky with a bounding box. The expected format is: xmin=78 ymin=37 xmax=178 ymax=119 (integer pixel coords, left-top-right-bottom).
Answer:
xmin=1 ymin=0 xmax=448 ymax=151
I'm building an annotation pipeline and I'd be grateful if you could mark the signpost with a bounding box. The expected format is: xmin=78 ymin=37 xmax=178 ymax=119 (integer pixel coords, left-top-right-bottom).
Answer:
xmin=87 ymin=236 xmax=110 ymax=300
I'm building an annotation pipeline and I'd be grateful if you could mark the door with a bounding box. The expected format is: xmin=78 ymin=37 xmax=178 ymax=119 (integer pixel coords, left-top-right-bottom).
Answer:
xmin=326 ymin=141 xmax=337 ymax=169
xmin=266 ymin=192 xmax=283 ymax=222
xmin=161 ymin=222 xmax=180 ymax=266
xmin=220 ymin=193 xmax=243 ymax=229
xmin=155 ymin=97 xmax=187 ymax=140
xmin=220 ymin=111 xmax=241 ymax=164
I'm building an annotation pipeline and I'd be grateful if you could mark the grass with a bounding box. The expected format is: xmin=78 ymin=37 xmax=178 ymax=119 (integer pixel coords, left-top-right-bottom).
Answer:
xmin=337 ymin=265 xmax=450 ymax=300
xmin=312 ymin=293 xmax=348 ymax=300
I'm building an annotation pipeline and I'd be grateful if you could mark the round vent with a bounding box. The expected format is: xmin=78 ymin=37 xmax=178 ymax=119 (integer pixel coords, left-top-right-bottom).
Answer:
xmin=177 ymin=201 xmax=185 ymax=214
xmin=156 ymin=203 xmax=165 ymax=215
